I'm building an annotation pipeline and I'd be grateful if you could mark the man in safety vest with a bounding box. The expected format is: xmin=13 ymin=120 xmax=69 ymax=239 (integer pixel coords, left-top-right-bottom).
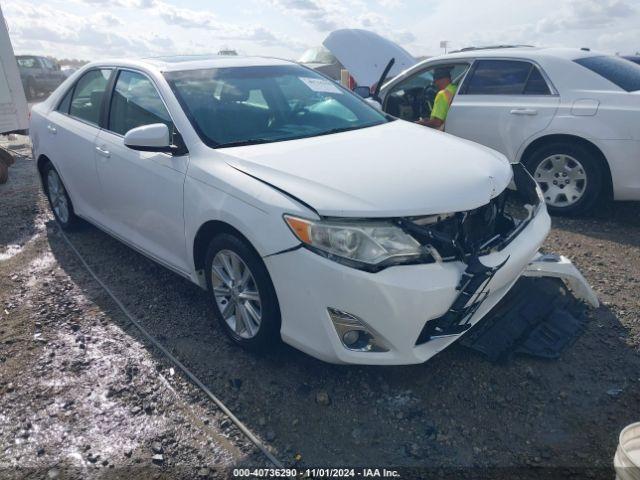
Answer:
xmin=416 ymin=68 xmax=456 ymax=130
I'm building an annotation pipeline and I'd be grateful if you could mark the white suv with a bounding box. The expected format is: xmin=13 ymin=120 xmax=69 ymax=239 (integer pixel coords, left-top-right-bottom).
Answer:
xmin=376 ymin=47 xmax=640 ymax=215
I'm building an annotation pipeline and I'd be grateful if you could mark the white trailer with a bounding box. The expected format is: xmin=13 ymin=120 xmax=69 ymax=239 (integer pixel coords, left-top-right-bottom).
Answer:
xmin=0 ymin=5 xmax=28 ymax=135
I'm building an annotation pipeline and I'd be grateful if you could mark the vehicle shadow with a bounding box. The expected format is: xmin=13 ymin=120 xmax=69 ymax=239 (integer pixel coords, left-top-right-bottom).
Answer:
xmin=46 ymin=221 xmax=640 ymax=472
xmin=551 ymin=200 xmax=640 ymax=249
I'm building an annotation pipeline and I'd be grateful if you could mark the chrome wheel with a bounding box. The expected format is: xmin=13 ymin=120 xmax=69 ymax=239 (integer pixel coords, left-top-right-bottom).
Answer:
xmin=211 ymin=249 xmax=262 ymax=339
xmin=47 ymin=169 xmax=70 ymax=223
xmin=534 ymin=154 xmax=587 ymax=208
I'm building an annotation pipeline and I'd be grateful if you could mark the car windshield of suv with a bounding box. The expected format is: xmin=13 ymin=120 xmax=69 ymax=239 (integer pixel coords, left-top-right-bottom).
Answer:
xmin=164 ymin=64 xmax=389 ymax=148
xmin=17 ymin=57 xmax=38 ymax=68
xmin=575 ymin=55 xmax=640 ymax=92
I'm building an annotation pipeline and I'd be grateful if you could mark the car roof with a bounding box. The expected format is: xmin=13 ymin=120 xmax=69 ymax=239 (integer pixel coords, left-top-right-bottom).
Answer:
xmin=87 ymin=55 xmax=294 ymax=73
xmin=432 ymin=46 xmax=604 ymax=62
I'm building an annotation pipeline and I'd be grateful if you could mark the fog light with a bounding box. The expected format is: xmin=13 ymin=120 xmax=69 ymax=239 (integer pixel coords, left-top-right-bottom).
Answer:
xmin=327 ymin=308 xmax=389 ymax=352
xmin=342 ymin=330 xmax=360 ymax=346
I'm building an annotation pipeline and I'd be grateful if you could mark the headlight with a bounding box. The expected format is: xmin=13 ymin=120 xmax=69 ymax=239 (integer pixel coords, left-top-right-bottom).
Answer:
xmin=284 ymin=215 xmax=422 ymax=269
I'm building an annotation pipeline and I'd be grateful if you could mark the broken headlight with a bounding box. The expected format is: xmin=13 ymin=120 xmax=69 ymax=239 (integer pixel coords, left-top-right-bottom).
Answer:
xmin=284 ymin=215 xmax=421 ymax=269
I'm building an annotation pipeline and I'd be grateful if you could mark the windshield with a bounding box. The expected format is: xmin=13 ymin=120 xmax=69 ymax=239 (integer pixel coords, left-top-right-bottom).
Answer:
xmin=164 ymin=64 xmax=389 ymax=148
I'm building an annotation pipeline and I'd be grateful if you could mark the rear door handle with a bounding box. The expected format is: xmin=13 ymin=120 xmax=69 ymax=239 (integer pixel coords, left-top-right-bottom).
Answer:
xmin=510 ymin=108 xmax=538 ymax=116
xmin=95 ymin=146 xmax=111 ymax=158
xmin=47 ymin=124 xmax=57 ymax=134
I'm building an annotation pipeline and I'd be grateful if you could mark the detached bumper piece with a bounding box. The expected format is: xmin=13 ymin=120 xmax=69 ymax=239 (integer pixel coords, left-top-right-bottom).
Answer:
xmin=459 ymin=277 xmax=589 ymax=362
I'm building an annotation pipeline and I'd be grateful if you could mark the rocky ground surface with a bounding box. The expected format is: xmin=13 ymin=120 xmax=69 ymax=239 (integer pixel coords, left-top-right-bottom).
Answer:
xmin=0 ymin=144 xmax=261 ymax=479
xmin=1 ymin=142 xmax=639 ymax=479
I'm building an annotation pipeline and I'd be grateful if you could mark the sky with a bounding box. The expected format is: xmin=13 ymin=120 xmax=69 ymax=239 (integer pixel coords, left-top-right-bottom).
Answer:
xmin=3 ymin=0 xmax=639 ymax=61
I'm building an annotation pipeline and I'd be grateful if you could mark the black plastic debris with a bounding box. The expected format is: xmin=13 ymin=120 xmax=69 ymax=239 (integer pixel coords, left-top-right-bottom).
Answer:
xmin=459 ymin=277 xmax=589 ymax=362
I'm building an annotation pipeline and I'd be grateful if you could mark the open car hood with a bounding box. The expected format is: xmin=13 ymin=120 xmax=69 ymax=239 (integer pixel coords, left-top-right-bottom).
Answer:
xmin=219 ymin=121 xmax=513 ymax=218
xmin=322 ymin=29 xmax=417 ymax=87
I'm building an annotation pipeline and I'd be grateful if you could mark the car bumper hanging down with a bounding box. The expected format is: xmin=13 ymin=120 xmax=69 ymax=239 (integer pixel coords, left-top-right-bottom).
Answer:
xmin=459 ymin=254 xmax=598 ymax=362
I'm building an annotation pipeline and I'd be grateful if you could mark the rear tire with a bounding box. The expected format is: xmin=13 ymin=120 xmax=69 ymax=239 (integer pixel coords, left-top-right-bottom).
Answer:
xmin=204 ymin=233 xmax=281 ymax=351
xmin=0 ymin=148 xmax=15 ymax=167
xmin=523 ymin=141 xmax=603 ymax=216
xmin=42 ymin=161 xmax=80 ymax=230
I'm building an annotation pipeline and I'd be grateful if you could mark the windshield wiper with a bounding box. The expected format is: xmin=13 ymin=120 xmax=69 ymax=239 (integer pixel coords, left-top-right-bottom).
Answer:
xmin=214 ymin=138 xmax=274 ymax=148
xmin=214 ymin=123 xmax=383 ymax=148
xmin=313 ymin=123 xmax=380 ymax=138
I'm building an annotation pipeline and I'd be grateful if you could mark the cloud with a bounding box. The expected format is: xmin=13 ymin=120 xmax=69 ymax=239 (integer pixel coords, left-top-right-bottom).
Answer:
xmin=377 ymin=0 xmax=403 ymax=7
xmin=596 ymin=29 xmax=640 ymax=53
xmin=6 ymin=0 xmax=638 ymax=61
xmin=149 ymin=1 xmax=303 ymax=48
xmin=357 ymin=12 xmax=415 ymax=43
xmin=92 ymin=12 xmax=124 ymax=27
xmin=535 ymin=0 xmax=636 ymax=33
xmin=267 ymin=0 xmax=415 ymax=46
xmin=4 ymin=1 xmax=169 ymax=57
xmin=267 ymin=0 xmax=346 ymax=31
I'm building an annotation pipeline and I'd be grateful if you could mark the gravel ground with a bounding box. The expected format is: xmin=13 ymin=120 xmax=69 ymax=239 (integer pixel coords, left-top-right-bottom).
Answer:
xmin=0 ymin=145 xmax=262 ymax=479
xmin=1 ymin=143 xmax=639 ymax=479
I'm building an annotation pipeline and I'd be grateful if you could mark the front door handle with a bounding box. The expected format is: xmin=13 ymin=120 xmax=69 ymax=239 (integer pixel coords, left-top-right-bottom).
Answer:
xmin=95 ymin=146 xmax=111 ymax=158
xmin=510 ymin=108 xmax=538 ymax=116
xmin=47 ymin=124 xmax=57 ymax=134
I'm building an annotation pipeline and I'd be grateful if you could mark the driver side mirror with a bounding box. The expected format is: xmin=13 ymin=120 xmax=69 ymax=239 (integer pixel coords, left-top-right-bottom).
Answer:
xmin=124 ymin=123 xmax=173 ymax=153
xmin=353 ymin=86 xmax=371 ymax=99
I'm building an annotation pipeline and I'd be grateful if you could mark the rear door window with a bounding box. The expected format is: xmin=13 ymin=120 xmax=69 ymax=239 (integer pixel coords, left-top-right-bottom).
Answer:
xmin=523 ymin=67 xmax=551 ymax=95
xmin=462 ymin=60 xmax=551 ymax=95
xmin=575 ymin=56 xmax=640 ymax=92
xmin=69 ymin=69 xmax=112 ymax=125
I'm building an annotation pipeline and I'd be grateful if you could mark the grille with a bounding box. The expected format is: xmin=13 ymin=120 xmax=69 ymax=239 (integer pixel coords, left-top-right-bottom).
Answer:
xmin=402 ymin=164 xmax=540 ymax=261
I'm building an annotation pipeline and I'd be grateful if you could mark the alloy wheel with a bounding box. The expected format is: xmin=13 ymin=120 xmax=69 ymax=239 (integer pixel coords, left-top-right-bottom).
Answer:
xmin=47 ymin=169 xmax=70 ymax=223
xmin=534 ymin=154 xmax=587 ymax=208
xmin=211 ymin=249 xmax=262 ymax=339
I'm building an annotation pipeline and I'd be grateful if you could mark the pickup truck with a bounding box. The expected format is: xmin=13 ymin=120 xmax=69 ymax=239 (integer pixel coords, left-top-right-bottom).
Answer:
xmin=17 ymin=55 xmax=66 ymax=101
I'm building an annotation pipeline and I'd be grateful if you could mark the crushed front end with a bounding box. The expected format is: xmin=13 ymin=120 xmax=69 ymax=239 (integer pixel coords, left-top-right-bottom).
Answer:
xmin=265 ymin=164 xmax=598 ymax=365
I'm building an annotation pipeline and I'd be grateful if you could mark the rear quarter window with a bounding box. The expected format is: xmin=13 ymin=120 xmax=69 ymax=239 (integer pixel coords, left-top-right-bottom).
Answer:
xmin=574 ymin=56 xmax=640 ymax=92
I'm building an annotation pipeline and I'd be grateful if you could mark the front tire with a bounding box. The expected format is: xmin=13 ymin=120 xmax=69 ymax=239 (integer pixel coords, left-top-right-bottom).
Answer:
xmin=42 ymin=162 xmax=80 ymax=230
xmin=204 ymin=233 xmax=281 ymax=351
xmin=524 ymin=142 xmax=603 ymax=216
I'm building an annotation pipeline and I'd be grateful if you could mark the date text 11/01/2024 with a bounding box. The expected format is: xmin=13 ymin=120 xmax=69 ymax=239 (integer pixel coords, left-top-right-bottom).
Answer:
xmin=232 ymin=468 xmax=401 ymax=477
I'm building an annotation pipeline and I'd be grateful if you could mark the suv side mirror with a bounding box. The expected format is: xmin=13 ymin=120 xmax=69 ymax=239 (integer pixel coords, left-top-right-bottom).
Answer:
xmin=353 ymin=86 xmax=371 ymax=98
xmin=124 ymin=123 xmax=172 ymax=152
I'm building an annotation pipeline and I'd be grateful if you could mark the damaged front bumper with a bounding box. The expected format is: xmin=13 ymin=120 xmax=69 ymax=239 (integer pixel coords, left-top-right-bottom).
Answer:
xmin=523 ymin=253 xmax=599 ymax=308
xmin=264 ymin=165 xmax=598 ymax=365
xmin=265 ymin=207 xmax=554 ymax=364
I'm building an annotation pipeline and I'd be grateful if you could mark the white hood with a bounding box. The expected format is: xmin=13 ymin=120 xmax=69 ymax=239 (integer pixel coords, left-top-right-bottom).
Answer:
xmin=323 ymin=29 xmax=417 ymax=87
xmin=219 ymin=121 xmax=513 ymax=218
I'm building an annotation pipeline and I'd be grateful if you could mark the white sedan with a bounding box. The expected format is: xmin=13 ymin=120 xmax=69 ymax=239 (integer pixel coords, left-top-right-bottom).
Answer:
xmin=30 ymin=56 xmax=596 ymax=365
xmin=356 ymin=46 xmax=640 ymax=215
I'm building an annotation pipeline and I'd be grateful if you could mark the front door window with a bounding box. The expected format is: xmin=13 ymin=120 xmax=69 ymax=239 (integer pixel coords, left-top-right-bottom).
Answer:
xmin=384 ymin=63 xmax=469 ymax=121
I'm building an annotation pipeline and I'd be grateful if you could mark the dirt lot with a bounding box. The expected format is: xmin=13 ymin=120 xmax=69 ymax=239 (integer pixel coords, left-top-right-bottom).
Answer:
xmin=1 ymin=145 xmax=639 ymax=479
